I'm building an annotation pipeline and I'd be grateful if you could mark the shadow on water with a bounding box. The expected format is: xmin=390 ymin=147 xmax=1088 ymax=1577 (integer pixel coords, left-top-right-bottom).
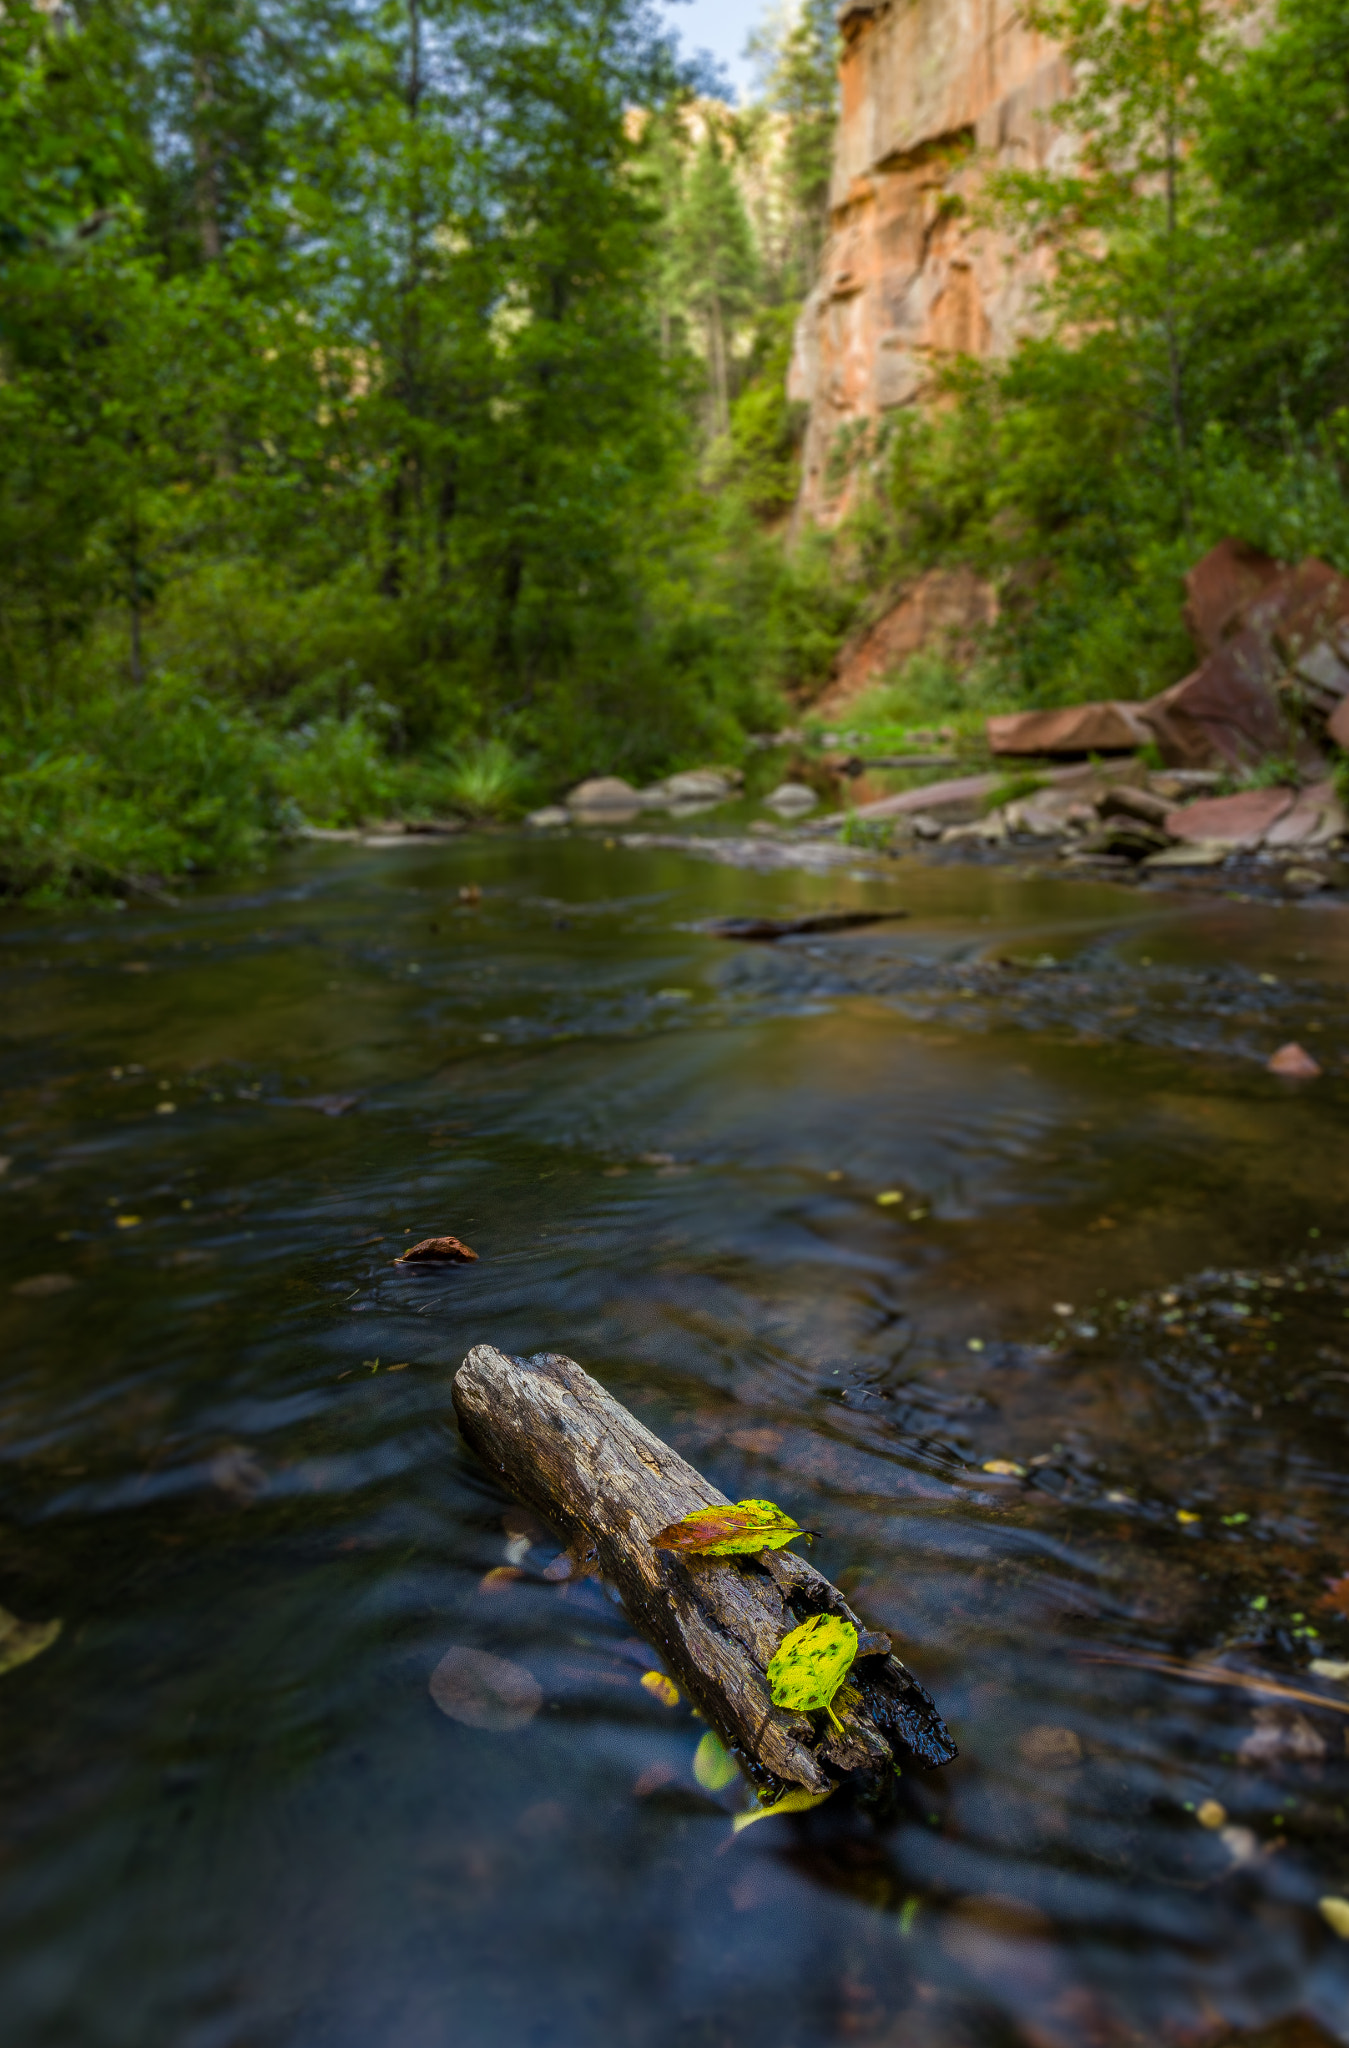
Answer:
xmin=1 ymin=831 xmax=1348 ymax=2048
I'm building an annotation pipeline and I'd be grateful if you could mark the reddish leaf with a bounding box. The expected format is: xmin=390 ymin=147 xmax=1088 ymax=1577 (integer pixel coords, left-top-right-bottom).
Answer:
xmin=394 ymin=1235 xmax=478 ymax=1265
xmin=651 ymin=1498 xmax=808 ymax=1556
xmin=1318 ymin=1575 xmax=1349 ymax=1619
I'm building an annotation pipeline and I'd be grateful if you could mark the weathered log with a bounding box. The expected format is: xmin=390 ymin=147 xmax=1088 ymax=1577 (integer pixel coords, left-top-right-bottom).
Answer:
xmin=452 ymin=1345 xmax=956 ymax=1795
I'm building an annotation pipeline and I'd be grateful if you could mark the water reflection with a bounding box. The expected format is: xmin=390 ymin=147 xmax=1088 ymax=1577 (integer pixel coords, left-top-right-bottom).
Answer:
xmin=1 ymin=834 xmax=1347 ymax=2048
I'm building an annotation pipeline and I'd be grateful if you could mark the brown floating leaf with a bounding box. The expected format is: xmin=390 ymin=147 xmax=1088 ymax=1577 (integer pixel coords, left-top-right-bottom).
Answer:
xmin=394 ymin=1235 xmax=478 ymax=1265
xmin=1267 ymin=1042 xmax=1322 ymax=1079
xmin=429 ymin=1645 xmax=542 ymax=1730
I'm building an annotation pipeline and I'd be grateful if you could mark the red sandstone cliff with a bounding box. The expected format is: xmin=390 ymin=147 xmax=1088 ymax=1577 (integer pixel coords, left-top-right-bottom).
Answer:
xmin=790 ymin=0 xmax=1071 ymax=520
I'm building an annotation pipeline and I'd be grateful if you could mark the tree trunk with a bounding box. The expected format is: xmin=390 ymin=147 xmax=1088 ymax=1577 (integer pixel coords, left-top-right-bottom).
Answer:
xmin=453 ymin=1345 xmax=957 ymax=1795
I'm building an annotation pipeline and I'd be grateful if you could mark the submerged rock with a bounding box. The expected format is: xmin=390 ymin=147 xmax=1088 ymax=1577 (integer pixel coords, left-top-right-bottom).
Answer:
xmin=763 ymin=782 xmax=819 ymax=815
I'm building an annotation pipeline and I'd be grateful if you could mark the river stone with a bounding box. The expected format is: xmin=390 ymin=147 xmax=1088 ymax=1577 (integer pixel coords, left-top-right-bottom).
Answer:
xmin=566 ymin=777 xmax=640 ymax=811
xmin=764 ymin=782 xmax=818 ymax=814
xmin=526 ymin=806 xmax=569 ymax=828
xmin=661 ymin=768 xmax=738 ymax=801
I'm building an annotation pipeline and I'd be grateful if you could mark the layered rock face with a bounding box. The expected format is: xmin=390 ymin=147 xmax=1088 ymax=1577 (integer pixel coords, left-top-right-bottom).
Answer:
xmin=790 ymin=0 xmax=1071 ymax=520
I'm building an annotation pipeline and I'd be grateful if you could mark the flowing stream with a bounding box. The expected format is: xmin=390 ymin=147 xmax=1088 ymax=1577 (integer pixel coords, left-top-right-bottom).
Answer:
xmin=3 ymin=830 xmax=1349 ymax=2048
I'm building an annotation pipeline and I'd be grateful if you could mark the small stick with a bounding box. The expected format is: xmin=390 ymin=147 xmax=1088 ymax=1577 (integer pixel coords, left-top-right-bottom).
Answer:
xmin=1076 ymin=1649 xmax=1349 ymax=1717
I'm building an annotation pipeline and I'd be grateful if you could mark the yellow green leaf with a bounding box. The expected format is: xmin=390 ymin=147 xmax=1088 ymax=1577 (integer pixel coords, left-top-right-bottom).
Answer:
xmin=982 ymin=1459 xmax=1027 ymax=1478
xmin=693 ymin=1729 xmax=739 ymax=1791
xmin=1319 ymin=1896 xmax=1349 ymax=1939
xmin=0 ymin=1607 xmax=61 ymax=1679
xmin=732 ymin=1786 xmax=833 ymax=1832
xmin=651 ymin=1498 xmax=808 ymax=1557
xmin=767 ymin=1612 xmax=859 ymax=1732
xmin=641 ymin=1670 xmax=680 ymax=1707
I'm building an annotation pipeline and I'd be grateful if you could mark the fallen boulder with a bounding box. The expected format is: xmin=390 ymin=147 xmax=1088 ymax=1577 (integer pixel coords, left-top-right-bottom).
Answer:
xmin=1140 ymin=630 xmax=1293 ymax=770
xmin=567 ymin=776 xmax=642 ymax=812
xmin=987 ymin=702 xmax=1150 ymax=758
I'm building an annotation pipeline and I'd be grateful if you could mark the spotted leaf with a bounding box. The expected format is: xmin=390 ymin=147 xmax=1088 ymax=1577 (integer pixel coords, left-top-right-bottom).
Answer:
xmin=767 ymin=1613 xmax=858 ymax=1732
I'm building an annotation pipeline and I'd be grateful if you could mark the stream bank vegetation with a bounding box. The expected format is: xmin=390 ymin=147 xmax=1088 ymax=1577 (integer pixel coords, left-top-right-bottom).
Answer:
xmin=2 ymin=0 xmax=1349 ymax=897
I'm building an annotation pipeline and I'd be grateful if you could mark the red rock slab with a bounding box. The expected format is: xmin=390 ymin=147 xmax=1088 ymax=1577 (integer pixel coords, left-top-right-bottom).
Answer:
xmin=1163 ymin=787 xmax=1295 ymax=847
xmin=1329 ymin=698 xmax=1349 ymax=751
xmin=1183 ymin=539 xmax=1282 ymax=655
xmin=843 ymin=760 xmax=1136 ymax=827
xmin=1263 ymin=780 xmax=1347 ymax=850
xmin=987 ymin=703 xmax=1149 ymax=757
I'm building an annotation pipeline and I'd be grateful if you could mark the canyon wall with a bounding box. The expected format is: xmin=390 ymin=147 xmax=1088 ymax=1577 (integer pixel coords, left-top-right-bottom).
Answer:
xmin=789 ymin=0 xmax=1072 ymax=520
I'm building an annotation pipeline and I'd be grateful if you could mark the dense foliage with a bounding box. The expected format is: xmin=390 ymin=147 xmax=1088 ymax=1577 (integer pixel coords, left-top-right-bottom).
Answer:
xmin=0 ymin=0 xmax=842 ymax=897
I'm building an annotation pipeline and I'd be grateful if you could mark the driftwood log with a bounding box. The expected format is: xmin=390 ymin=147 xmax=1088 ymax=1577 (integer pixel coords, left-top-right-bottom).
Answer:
xmin=453 ymin=1345 xmax=956 ymax=1795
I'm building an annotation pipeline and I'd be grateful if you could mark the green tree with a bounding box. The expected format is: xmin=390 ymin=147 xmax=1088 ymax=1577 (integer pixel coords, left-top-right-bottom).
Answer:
xmin=669 ymin=127 xmax=759 ymax=436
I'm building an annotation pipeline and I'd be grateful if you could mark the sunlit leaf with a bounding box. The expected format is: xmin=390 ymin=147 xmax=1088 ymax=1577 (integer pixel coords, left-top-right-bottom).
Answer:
xmin=641 ymin=1671 xmax=680 ymax=1707
xmin=981 ymin=1459 xmax=1026 ymax=1478
xmin=0 ymin=1607 xmax=61 ymax=1679
xmin=692 ymin=1729 xmax=739 ymax=1790
xmin=651 ymin=1498 xmax=809 ymax=1556
xmin=731 ymin=1786 xmax=833 ymax=1832
xmin=1319 ymin=1896 xmax=1349 ymax=1939
xmin=767 ymin=1613 xmax=858 ymax=1732
xmin=477 ymin=1566 xmax=524 ymax=1594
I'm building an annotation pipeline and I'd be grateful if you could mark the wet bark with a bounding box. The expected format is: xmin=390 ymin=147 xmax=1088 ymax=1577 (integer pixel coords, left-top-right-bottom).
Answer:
xmin=452 ymin=1344 xmax=957 ymax=1794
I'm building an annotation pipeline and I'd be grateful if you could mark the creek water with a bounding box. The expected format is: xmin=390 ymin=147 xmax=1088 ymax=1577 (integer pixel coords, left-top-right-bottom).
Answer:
xmin=2 ymin=829 xmax=1349 ymax=2048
